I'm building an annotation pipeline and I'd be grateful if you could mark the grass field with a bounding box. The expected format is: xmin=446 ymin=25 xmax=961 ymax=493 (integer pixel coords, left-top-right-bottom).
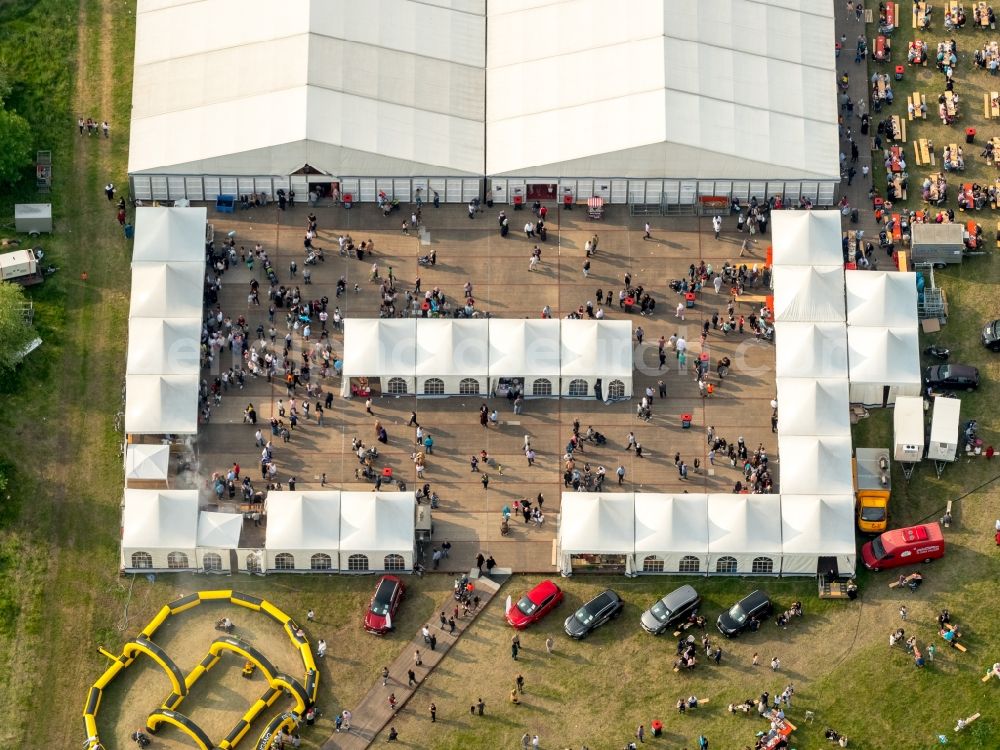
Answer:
xmin=0 ymin=2 xmax=997 ymax=750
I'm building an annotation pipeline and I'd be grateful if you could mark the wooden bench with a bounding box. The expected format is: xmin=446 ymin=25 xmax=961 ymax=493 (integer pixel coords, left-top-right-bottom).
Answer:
xmin=914 ymin=138 xmax=932 ymax=165
xmin=982 ymin=665 xmax=999 ymax=682
xmin=956 ymin=712 xmax=981 ymax=730
xmin=909 ymin=92 xmax=926 ymax=120
xmin=941 ymin=623 xmax=968 ymax=652
xmin=889 ymin=572 xmax=922 ymax=588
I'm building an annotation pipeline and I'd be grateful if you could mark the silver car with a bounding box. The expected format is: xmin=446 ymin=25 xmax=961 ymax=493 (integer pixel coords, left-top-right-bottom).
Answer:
xmin=640 ymin=584 xmax=701 ymax=635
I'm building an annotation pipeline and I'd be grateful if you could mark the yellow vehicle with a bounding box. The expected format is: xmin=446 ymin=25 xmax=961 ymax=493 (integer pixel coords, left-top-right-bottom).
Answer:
xmin=853 ymin=448 xmax=891 ymax=533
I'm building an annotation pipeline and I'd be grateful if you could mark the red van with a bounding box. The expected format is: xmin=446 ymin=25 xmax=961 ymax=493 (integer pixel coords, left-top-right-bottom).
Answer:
xmin=861 ymin=523 xmax=945 ymax=571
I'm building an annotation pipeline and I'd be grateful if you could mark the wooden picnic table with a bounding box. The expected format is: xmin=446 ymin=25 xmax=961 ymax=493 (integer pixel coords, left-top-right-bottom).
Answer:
xmin=945 ymin=91 xmax=958 ymax=117
xmin=914 ymin=1 xmax=928 ymax=28
xmin=890 ymin=114 xmax=906 ymax=141
xmin=983 ymin=90 xmax=1000 ymax=119
xmin=909 ymin=92 xmax=926 ymax=120
xmin=885 ymin=2 xmax=897 ymax=27
xmin=914 ymin=138 xmax=934 ymax=165
xmin=978 ymin=1 xmax=992 ymax=26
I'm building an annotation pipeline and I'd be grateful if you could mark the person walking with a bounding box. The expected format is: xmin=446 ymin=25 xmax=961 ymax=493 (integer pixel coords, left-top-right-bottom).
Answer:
xmin=752 ymin=652 xmax=760 ymax=666
xmin=476 ymin=697 xmax=485 ymax=715
xmin=429 ymin=702 xmax=437 ymax=722
xmin=482 ymin=473 xmax=489 ymax=490
xmin=476 ymin=552 xmax=485 ymax=572
xmin=643 ymin=222 xmax=651 ymax=240
xmin=637 ymin=724 xmax=645 ymax=743
xmin=900 ymin=605 xmax=908 ymax=621
xmin=712 ymin=214 xmax=722 ymax=239
xmin=408 ymin=669 xmax=416 ymax=687
xmin=545 ymin=636 xmax=554 ymax=654
xmin=381 ymin=666 xmax=389 ymax=686
xmin=617 ymin=464 xmax=626 ymax=485
xmin=771 ymin=656 xmax=780 ymax=671
xmin=486 ymin=555 xmax=496 ymax=576
xmin=408 ymin=411 xmax=419 ymax=427
xmin=515 ymin=674 xmax=525 ymax=693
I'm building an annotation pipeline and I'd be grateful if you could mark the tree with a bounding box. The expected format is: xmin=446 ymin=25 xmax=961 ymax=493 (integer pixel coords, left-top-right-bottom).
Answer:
xmin=0 ymin=282 xmax=37 ymax=373
xmin=0 ymin=107 xmax=32 ymax=186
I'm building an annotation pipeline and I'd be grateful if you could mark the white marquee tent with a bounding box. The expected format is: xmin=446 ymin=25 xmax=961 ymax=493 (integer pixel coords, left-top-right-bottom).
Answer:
xmin=339 ymin=492 xmax=415 ymax=572
xmin=121 ymin=489 xmax=199 ymax=571
xmin=124 ymin=443 xmax=170 ymax=482
xmin=126 ymin=318 xmax=201 ymax=375
xmin=124 ymin=373 xmax=199 ymax=434
xmin=777 ymin=434 xmax=855 ymax=496
xmin=132 ymin=207 xmax=207 ymax=263
xmin=558 ymin=493 xmax=635 ymax=575
xmin=129 ymin=0 xmax=486 ymax=179
xmin=129 ymin=262 xmax=204 ymax=318
xmin=486 ymin=0 xmax=838 ymax=183
xmin=770 ymin=210 xmax=844 ymax=267
xmin=633 ymin=493 xmax=709 ymax=574
xmin=845 ymin=270 xmax=918 ymax=328
xmin=775 ymin=378 xmax=851 ymax=437
xmin=847 ymin=326 xmax=922 ymax=406
xmin=779 ymin=495 xmax=857 ymax=576
xmin=415 ymin=319 xmax=489 ymax=395
xmin=196 ymin=511 xmax=244 ymax=572
xmin=774 ymin=322 xmax=849 ymax=379
xmin=559 ymin=319 xmax=633 ymax=398
xmin=341 ymin=319 xmax=417 ymax=396
xmin=264 ymin=491 xmax=340 ymax=572
xmin=772 ymin=265 xmax=847 ymax=323
xmin=487 ymin=318 xmax=561 ymax=396
xmin=706 ymin=494 xmax=782 ymax=574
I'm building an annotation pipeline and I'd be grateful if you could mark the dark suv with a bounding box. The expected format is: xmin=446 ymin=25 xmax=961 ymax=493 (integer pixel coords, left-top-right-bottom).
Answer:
xmin=982 ymin=320 xmax=1000 ymax=351
xmin=924 ymin=364 xmax=979 ymax=392
xmin=640 ymin=585 xmax=701 ymax=635
xmin=717 ymin=590 xmax=772 ymax=637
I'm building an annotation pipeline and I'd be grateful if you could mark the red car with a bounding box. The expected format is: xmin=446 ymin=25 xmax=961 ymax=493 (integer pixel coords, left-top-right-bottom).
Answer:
xmin=505 ymin=579 xmax=564 ymax=629
xmin=364 ymin=575 xmax=405 ymax=634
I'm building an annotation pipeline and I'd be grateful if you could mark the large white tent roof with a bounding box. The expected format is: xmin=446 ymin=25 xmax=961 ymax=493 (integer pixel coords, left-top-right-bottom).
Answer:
xmin=342 ymin=319 xmax=416 ymax=377
xmin=772 ymin=265 xmax=847 ymax=323
xmin=129 ymin=262 xmax=204 ymax=318
xmin=780 ymin=494 xmax=857 ymax=575
xmin=124 ymin=443 xmax=170 ymax=481
xmin=847 ymin=326 xmax=922 ymax=385
xmin=126 ymin=318 xmax=201 ymax=375
xmin=122 ymin=489 xmax=199 ymax=550
xmin=124 ymin=373 xmax=199 ymax=434
xmin=559 ymin=493 xmax=634 ymax=553
xmin=488 ymin=319 xmax=561 ymax=377
xmin=634 ymin=494 xmax=708 ymax=555
xmin=339 ymin=492 xmax=414 ymax=553
xmin=845 ymin=270 xmax=919 ymax=328
xmin=129 ymin=0 xmax=486 ymax=177
xmin=415 ymin=319 xmax=489 ymax=377
xmin=486 ymin=0 xmax=838 ymax=180
xmin=559 ymin=320 xmax=632 ymax=378
xmin=777 ymin=435 xmax=855 ymax=496
xmin=770 ymin=210 xmax=844 ymax=267
xmin=264 ymin=491 xmax=341 ymax=551
xmin=774 ymin=322 xmax=848 ymax=379
xmin=775 ymin=378 xmax=851 ymax=437
xmin=706 ymin=494 xmax=782 ymax=558
xmin=197 ymin=511 xmax=244 ymax=549
xmin=132 ymin=207 xmax=206 ymax=263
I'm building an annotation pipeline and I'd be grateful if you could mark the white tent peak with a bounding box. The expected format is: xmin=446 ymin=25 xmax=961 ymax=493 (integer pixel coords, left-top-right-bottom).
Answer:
xmin=197 ymin=511 xmax=244 ymax=549
xmin=770 ymin=210 xmax=844 ymax=267
xmin=845 ymin=270 xmax=918 ymax=328
xmin=124 ymin=443 xmax=170 ymax=481
xmin=132 ymin=207 xmax=208 ymax=263
xmin=772 ymin=265 xmax=846 ymax=323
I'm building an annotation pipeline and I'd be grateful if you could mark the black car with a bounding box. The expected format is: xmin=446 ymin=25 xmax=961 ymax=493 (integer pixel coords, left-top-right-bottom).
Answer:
xmin=982 ymin=320 xmax=1000 ymax=352
xmin=924 ymin=364 xmax=980 ymax=392
xmin=640 ymin=584 xmax=701 ymax=635
xmin=717 ymin=590 xmax=771 ymax=638
xmin=564 ymin=589 xmax=624 ymax=639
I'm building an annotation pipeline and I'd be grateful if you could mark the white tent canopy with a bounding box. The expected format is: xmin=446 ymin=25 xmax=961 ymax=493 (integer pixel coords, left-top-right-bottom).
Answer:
xmin=129 ymin=262 xmax=204 ymax=318
xmin=559 ymin=319 xmax=632 ymax=398
xmin=558 ymin=493 xmax=635 ymax=575
xmin=124 ymin=443 xmax=170 ymax=481
xmin=121 ymin=489 xmax=199 ymax=570
xmin=264 ymin=491 xmax=340 ymax=571
xmin=339 ymin=492 xmax=415 ymax=571
xmin=845 ymin=271 xmax=918 ymax=328
xmin=487 ymin=318 xmax=561 ymax=394
xmin=775 ymin=378 xmax=851 ymax=437
xmin=779 ymin=495 xmax=856 ymax=576
xmin=132 ymin=207 xmax=207 ymax=263
xmin=772 ymin=265 xmax=846 ymax=323
xmin=847 ymin=326 xmax=922 ymax=406
xmin=486 ymin=0 xmax=837 ymax=181
xmin=129 ymin=0 xmax=486 ymax=177
xmin=707 ymin=494 xmax=782 ymax=574
xmin=415 ymin=319 xmax=489 ymax=394
xmin=774 ymin=322 xmax=848 ymax=379
xmin=126 ymin=318 xmax=201 ymax=375
xmin=777 ymin=434 xmax=855 ymax=496
xmin=124 ymin=373 xmax=199 ymax=434
xmin=633 ymin=494 xmax=709 ymax=573
xmin=197 ymin=511 xmax=244 ymax=548
xmin=770 ymin=210 xmax=844 ymax=267
xmin=341 ymin=318 xmax=417 ymax=395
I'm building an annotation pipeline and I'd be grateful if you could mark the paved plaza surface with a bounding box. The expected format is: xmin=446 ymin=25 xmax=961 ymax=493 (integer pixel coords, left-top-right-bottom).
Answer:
xmin=190 ymin=201 xmax=780 ymax=573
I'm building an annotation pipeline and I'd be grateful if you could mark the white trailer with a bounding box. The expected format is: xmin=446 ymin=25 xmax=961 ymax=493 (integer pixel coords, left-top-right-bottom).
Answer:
xmin=928 ymin=396 xmax=961 ymax=475
xmin=0 ymin=249 xmax=42 ymax=285
xmin=893 ymin=396 xmax=925 ymax=478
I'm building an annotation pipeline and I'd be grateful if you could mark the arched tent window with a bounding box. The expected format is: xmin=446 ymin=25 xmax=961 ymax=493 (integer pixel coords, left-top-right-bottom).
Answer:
xmin=423 ymin=378 xmax=444 ymax=395
xmin=202 ymin=552 xmax=223 ymax=572
xmin=459 ymin=378 xmax=480 ymax=395
xmin=608 ymin=379 xmax=626 ymax=400
xmin=311 ymin=553 xmax=333 ymax=570
xmin=246 ymin=553 xmax=262 ymax=573
xmin=348 ymin=554 xmax=369 ymax=571
xmin=387 ymin=377 xmax=408 ymax=395
xmin=167 ymin=551 xmax=189 ymax=569
xmin=679 ymin=556 xmax=701 ymax=573
xmin=567 ymin=378 xmax=589 ymax=396
xmin=274 ymin=553 xmax=295 ymax=570
xmin=642 ymin=555 xmax=665 ymax=572
xmin=532 ymin=378 xmax=552 ymax=396
xmin=715 ymin=556 xmax=738 ymax=574
xmin=131 ymin=551 xmax=153 ymax=569
xmin=384 ymin=554 xmax=405 ymax=571
xmin=752 ymin=557 xmax=774 ymax=574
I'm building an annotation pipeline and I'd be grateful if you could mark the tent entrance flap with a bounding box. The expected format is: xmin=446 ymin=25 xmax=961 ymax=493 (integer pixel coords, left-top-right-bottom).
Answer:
xmin=818 ymin=555 xmax=839 ymax=577
xmin=569 ymin=553 xmax=627 ymax=573
xmin=526 ymin=184 xmax=557 ymax=201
